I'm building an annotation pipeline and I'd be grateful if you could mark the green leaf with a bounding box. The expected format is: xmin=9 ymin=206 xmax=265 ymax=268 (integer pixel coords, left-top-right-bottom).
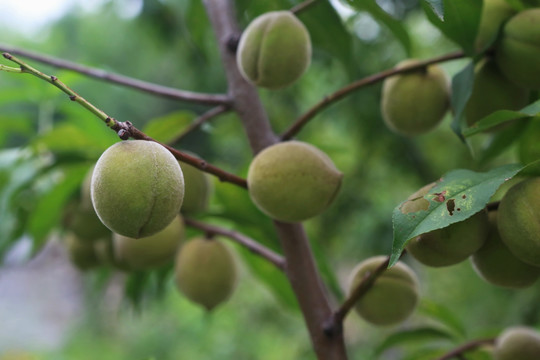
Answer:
xmin=476 ymin=121 xmax=528 ymax=163
xmin=418 ymin=299 xmax=467 ymax=339
xmin=450 ymin=60 xmax=476 ymax=140
xmin=142 ymin=110 xmax=195 ymax=144
xmin=422 ymin=0 xmax=482 ymax=55
xmin=463 ymin=99 xmax=540 ymax=136
xmin=390 ymin=164 xmax=523 ymax=266
xmin=374 ymin=326 xmax=456 ymax=357
xmin=344 ymin=0 xmax=411 ymax=54
xmin=422 ymin=0 xmax=444 ymax=20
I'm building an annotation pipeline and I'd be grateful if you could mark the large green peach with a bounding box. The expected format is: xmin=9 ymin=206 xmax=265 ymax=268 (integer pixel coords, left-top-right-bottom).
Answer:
xmin=471 ymin=211 xmax=540 ymax=288
xmin=178 ymin=158 xmax=213 ymax=214
xmin=403 ymin=183 xmax=489 ymax=267
xmin=465 ymin=58 xmax=529 ymax=127
xmin=496 ymin=9 xmax=540 ymax=89
xmin=497 ymin=177 xmax=540 ymax=266
xmin=236 ymin=11 xmax=311 ymax=89
xmin=91 ymin=140 xmax=184 ymax=239
xmin=494 ymin=327 xmax=540 ymax=360
xmin=247 ymin=141 xmax=342 ymax=223
xmin=348 ymin=256 xmax=419 ymax=326
xmin=174 ymin=237 xmax=237 ymax=311
xmin=113 ymin=215 xmax=185 ymax=270
xmin=475 ymin=0 xmax=517 ymax=51
xmin=381 ymin=60 xmax=449 ymax=136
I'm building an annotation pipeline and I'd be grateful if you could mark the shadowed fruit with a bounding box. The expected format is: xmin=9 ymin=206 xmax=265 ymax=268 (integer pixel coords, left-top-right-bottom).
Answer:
xmin=91 ymin=140 xmax=184 ymax=239
xmin=497 ymin=177 xmax=540 ymax=266
xmin=348 ymin=256 xmax=419 ymax=326
xmin=174 ymin=237 xmax=237 ymax=311
xmin=113 ymin=215 xmax=185 ymax=270
xmin=247 ymin=141 xmax=342 ymax=223
xmin=496 ymin=9 xmax=540 ymax=89
xmin=179 ymin=159 xmax=213 ymax=214
xmin=471 ymin=211 xmax=540 ymax=288
xmin=236 ymin=11 xmax=311 ymax=89
xmin=494 ymin=327 xmax=540 ymax=360
xmin=381 ymin=59 xmax=449 ymax=136
xmin=465 ymin=58 xmax=529 ymax=127
xmin=64 ymin=232 xmax=101 ymax=271
xmin=475 ymin=0 xmax=517 ymax=51
xmin=403 ymin=183 xmax=489 ymax=267
xmin=518 ymin=120 xmax=540 ymax=171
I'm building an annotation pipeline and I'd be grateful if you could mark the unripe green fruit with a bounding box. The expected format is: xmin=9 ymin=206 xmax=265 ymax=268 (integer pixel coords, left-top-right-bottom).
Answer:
xmin=475 ymin=0 xmax=517 ymax=51
xmin=348 ymin=256 xmax=419 ymax=326
xmin=496 ymin=9 xmax=540 ymax=89
xmin=247 ymin=141 xmax=342 ymax=223
xmin=381 ymin=60 xmax=449 ymax=136
xmin=403 ymin=184 xmax=489 ymax=267
xmin=236 ymin=11 xmax=311 ymax=89
xmin=113 ymin=215 xmax=185 ymax=270
xmin=471 ymin=211 xmax=540 ymax=288
xmin=497 ymin=177 xmax=540 ymax=266
xmin=91 ymin=140 xmax=184 ymax=239
xmin=174 ymin=237 xmax=237 ymax=311
xmin=518 ymin=120 xmax=540 ymax=167
xmin=465 ymin=58 xmax=529 ymax=127
xmin=64 ymin=232 xmax=101 ymax=271
xmin=494 ymin=327 xmax=540 ymax=360
xmin=179 ymin=159 xmax=212 ymax=214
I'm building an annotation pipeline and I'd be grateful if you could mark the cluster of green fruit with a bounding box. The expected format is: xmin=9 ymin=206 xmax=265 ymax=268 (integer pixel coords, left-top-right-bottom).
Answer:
xmin=380 ymin=2 xmax=540 ymax=137
xmin=402 ymin=178 xmax=540 ymax=289
xmin=62 ymin=140 xmax=235 ymax=311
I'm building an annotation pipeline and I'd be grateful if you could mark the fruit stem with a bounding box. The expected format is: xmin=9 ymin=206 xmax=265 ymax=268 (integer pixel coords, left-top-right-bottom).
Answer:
xmin=435 ymin=338 xmax=496 ymax=360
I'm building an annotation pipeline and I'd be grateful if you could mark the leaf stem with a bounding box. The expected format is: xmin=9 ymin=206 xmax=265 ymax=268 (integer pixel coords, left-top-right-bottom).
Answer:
xmin=281 ymin=50 xmax=466 ymax=140
xmin=435 ymin=338 xmax=496 ymax=360
xmin=183 ymin=217 xmax=286 ymax=270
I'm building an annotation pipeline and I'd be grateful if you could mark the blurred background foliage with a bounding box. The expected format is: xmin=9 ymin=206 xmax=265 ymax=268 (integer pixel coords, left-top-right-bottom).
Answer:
xmin=0 ymin=0 xmax=539 ymax=359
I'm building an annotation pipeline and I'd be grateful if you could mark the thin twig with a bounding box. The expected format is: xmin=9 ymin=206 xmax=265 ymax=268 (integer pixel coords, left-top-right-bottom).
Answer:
xmin=184 ymin=217 xmax=286 ymax=270
xmin=0 ymin=44 xmax=232 ymax=106
xmin=1 ymin=53 xmax=248 ymax=188
xmin=291 ymin=0 xmax=319 ymax=15
xmin=168 ymin=105 xmax=231 ymax=145
xmin=281 ymin=50 xmax=466 ymax=140
xmin=435 ymin=338 xmax=496 ymax=360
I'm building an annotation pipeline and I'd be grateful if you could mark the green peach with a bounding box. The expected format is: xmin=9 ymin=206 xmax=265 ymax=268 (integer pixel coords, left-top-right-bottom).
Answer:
xmin=64 ymin=232 xmax=101 ymax=271
xmin=113 ymin=215 xmax=185 ymax=270
xmin=247 ymin=141 xmax=342 ymax=223
xmin=179 ymin=158 xmax=213 ymax=214
xmin=475 ymin=0 xmax=517 ymax=51
xmin=174 ymin=237 xmax=237 ymax=311
xmin=348 ymin=256 xmax=419 ymax=326
xmin=91 ymin=140 xmax=184 ymax=239
xmin=497 ymin=177 xmax=540 ymax=266
xmin=496 ymin=9 xmax=540 ymax=89
xmin=495 ymin=327 xmax=540 ymax=360
xmin=381 ymin=60 xmax=450 ymax=136
xmin=237 ymin=11 xmax=311 ymax=89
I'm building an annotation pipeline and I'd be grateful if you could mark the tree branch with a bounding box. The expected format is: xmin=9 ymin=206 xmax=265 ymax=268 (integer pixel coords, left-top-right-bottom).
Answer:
xmin=291 ymin=0 xmax=319 ymax=15
xmin=0 ymin=44 xmax=232 ymax=106
xmin=183 ymin=217 xmax=286 ymax=270
xmin=281 ymin=50 xmax=466 ymax=140
xmin=436 ymin=338 xmax=496 ymax=360
xmin=168 ymin=105 xmax=231 ymax=145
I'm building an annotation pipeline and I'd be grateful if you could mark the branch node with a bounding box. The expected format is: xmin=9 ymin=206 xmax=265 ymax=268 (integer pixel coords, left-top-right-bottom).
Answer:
xmin=50 ymin=75 xmax=58 ymax=81
xmin=226 ymin=33 xmax=241 ymax=53
xmin=3 ymin=52 xmax=12 ymax=60
xmin=118 ymin=129 xmax=129 ymax=140
xmin=69 ymin=95 xmax=77 ymax=101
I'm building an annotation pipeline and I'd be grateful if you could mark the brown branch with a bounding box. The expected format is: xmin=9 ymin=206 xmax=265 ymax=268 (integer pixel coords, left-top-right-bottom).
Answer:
xmin=184 ymin=217 xmax=286 ymax=270
xmin=436 ymin=338 xmax=496 ymax=360
xmin=281 ymin=50 xmax=467 ymax=140
xmin=291 ymin=0 xmax=319 ymax=15
xmin=0 ymin=43 xmax=232 ymax=106
xmin=324 ymin=255 xmax=392 ymax=336
xmin=168 ymin=105 xmax=231 ymax=145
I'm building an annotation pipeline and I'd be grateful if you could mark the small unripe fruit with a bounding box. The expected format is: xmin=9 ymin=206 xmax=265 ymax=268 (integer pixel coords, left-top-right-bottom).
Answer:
xmin=465 ymin=58 xmax=529 ymax=127
xmin=381 ymin=60 xmax=449 ymax=136
xmin=518 ymin=120 xmax=540 ymax=167
xmin=403 ymin=184 xmax=489 ymax=267
xmin=497 ymin=177 xmax=540 ymax=266
xmin=496 ymin=9 xmax=540 ymax=89
xmin=348 ymin=256 xmax=419 ymax=326
xmin=174 ymin=237 xmax=237 ymax=311
xmin=179 ymin=159 xmax=213 ymax=214
xmin=471 ymin=212 xmax=540 ymax=288
xmin=247 ymin=141 xmax=342 ymax=223
xmin=91 ymin=140 xmax=184 ymax=239
xmin=64 ymin=232 xmax=101 ymax=271
xmin=494 ymin=327 xmax=540 ymax=360
xmin=236 ymin=11 xmax=311 ymax=89
xmin=113 ymin=215 xmax=185 ymax=270
xmin=475 ymin=0 xmax=517 ymax=51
